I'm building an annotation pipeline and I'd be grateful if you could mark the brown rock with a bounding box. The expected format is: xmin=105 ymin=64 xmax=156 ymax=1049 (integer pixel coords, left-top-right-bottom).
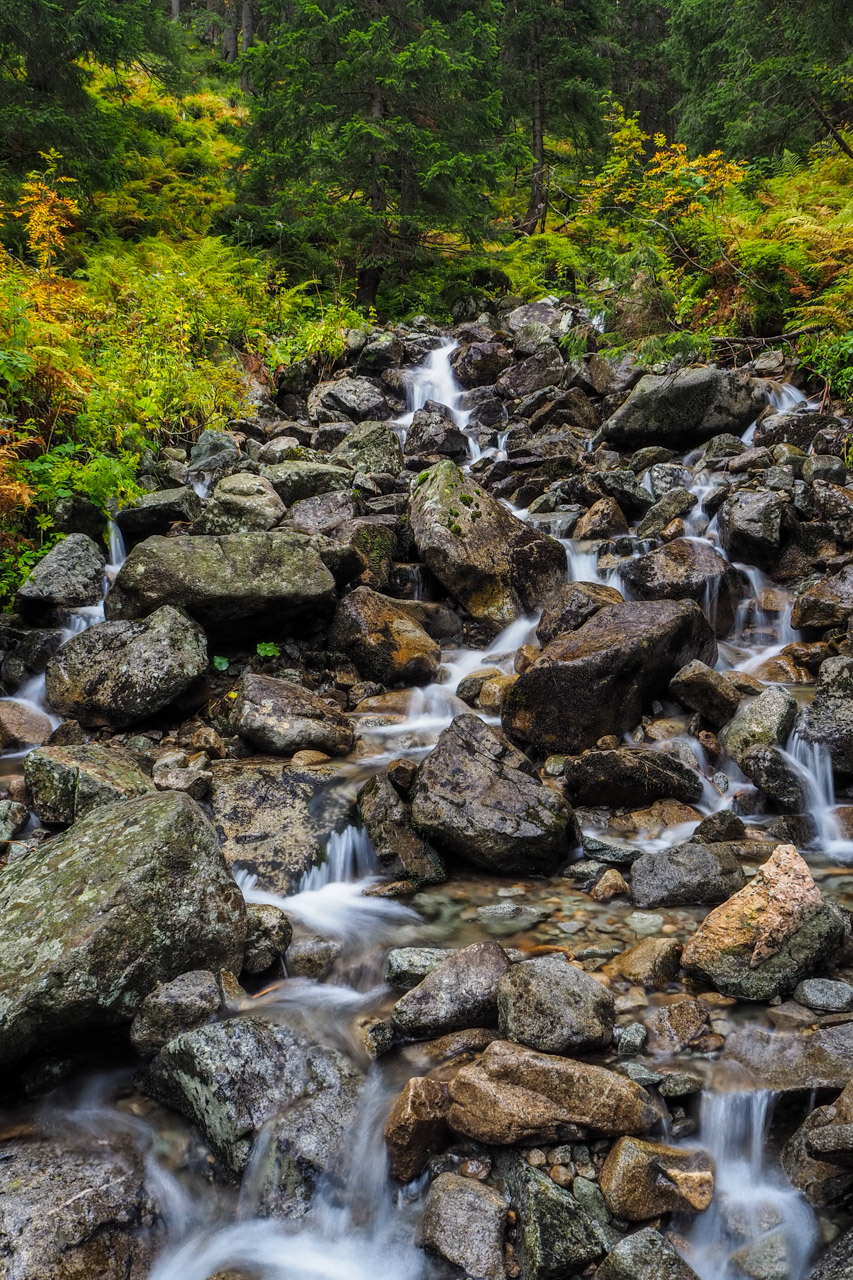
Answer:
xmin=590 ymin=869 xmax=629 ymax=900
xmin=782 ymin=1079 xmax=853 ymax=1205
xmin=384 ymin=1076 xmax=451 ymax=1181
xmin=418 ymin=1172 xmax=508 ymax=1280
xmin=669 ymin=660 xmax=742 ymax=729
xmin=599 ymin=1137 xmax=714 ymax=1219
xmin=609 ymin=938 xmax=682 ymax=988
xmin=0 ymin=699 xmax=53 ymax=748
xmin=447 ymin=1040 xmax=660 ymax=1144
xmin=536 ymin=581 xmax=624 ymax=645
xmin=645 ymin=998 xmax=710 ymax=1051
xmin=574 ymin=498 xmax=628 ymax=540
xmin=330 ymin=585 xmax=440 ymax=686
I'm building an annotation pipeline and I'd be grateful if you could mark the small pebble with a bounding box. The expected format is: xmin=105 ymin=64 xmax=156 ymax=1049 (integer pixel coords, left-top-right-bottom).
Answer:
xmin=526 ymin=1148 xmax=547 ymax=1167
xmin=549 ymin=1165 xmax=573 ymax=1187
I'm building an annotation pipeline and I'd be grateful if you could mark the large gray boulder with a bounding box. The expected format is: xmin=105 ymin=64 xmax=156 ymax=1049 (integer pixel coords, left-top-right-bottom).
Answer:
xmin=719 ymin=684 xmax=797 ymax=767
xmin=230 ymin=672 xmax=355 ymax=757
xmin=411 ymin=715 xmax=578 ymax=874
xmin=409 ymin=461 xmax=566 ymax=627
xmin=595 ymin=367 xmax=764 ymax=449
xmin=497 ymin=953 xmax=614 ymax=1054
xmin=717 ymin=489 xmax=785 ymax=564
xmin=140 ymin=1015 xmax=363 ymax=1186
xmin=0 ymin=1133 xmax=162 ymax=1280
xmin=630 ymin=840 xmax=746 ymax=908
xmin=803 ymin=657 xmax=853 ymax=773
xmin=418 ymin=1172 xmax=508 ymax=1280
xmin=258 ymin=460 xmax=354 ymax=506
xmin=24 ymin=743 xmax=156 ymax=824
xmin=307 ymin=376 xmax=389 ymax=423
xmin=16 ymin=533 xmax=105 ymax=621
xmin=44 ymin=605 xmax=207 ymax=728
xmin=116 ymin=486 xmax=202 ymax=542
xmin=331 ymin=419 xmax=403 ymax=474
xmin=393 ymin=941 xmax=510 ymax=1038
xmin=502 ymin=600 xmax=716 ymax=755
xmin=196 ymin=473 xmax=285 ymax=534
xmin=0 ymin=791 xmax=246 ymax=1068
xmin=620 ymin=537 xmax=741 ymax=637
xmin=104 ymin=533 xmax=337 ymax=629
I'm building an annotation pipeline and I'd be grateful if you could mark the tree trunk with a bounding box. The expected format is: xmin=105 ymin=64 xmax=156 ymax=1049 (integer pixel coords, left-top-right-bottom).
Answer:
xmin=222 ymin=0 xmax=240 ymax=61
xmin=206 ymin=0 xmax=221 ymax=49
xmin=357 ymin=84 xmax=387 ymax=307
xmin=806 ymin=91 xmax=853 ymax=160
xmin=521 ymin=34 xmax=545 ymax=236
xmin=241 ymin=0 xmax=255 ymax=54
xmin=171 ymin=0 xmax=181 ymax=20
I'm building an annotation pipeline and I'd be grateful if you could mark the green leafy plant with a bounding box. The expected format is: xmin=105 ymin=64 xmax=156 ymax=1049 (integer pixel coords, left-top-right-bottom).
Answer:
xmin=212 ymin=654 xmax=230 ymax=671
xmin=256 ymin=641 xmax=281 ymax=658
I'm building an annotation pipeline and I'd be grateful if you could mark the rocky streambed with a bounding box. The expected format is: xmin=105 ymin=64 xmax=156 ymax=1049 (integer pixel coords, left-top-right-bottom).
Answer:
xmin=2 ymin=298 xmax=853 ymax=1279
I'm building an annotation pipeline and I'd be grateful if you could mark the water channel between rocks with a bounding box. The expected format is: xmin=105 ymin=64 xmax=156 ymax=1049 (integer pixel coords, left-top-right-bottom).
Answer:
xmin=2 ymin=309 xmax=853 ymax=1280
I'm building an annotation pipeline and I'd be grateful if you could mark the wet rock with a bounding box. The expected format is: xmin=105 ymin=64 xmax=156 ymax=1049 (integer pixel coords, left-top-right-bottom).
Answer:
xmin=393 ymin=941 xmax=510 ymax=1038
xmin=503 ymin=600 xmax=716 ymax=755
xmin=384 ymin=1076 xmax=451 ymax=1181
xmin=447 ymin=1040 xmax=660 ymax=1144
xmin=802 ymin=656 xmax=853 ymax=772
xmin=645 ymin=997 xmax=709 ymax=1051
xmin=116 ymin=485 xmax=202 ymax=541
xmin=596 ymin=367 xmax=763 ymax=449
xmin=782 ymin=1079 xmax=853 ymax=1205
xmin=331 ymin=418 xmax=403 ymax=474
xmin=189 ymin=427 xmax=240 ymax=471
xmin=0 ymin=798 xmax=28 ymax=844
xmin=450 ymin=341 xmax=513 ymax=388
xmin=794 ymin=979 xmax=853 ymax=1013
xmin=630 ymin=839 xmax=746 ymax=908
xmin=620 ymin=538 xmax=741 ymax=637
xmin=0 ymin=698 xmax=52 ymax=747
xmin=717 ymin=490 xmax=784 ymax=563
xmin=0 ymin=1132 xmax=162 ymax=1280
xmin=497 ymin=953 xmax=614 ymax=1054
xmin=574 ymin=497 xmax=628 ymax=540
xmin=129 ymin=969 xmax=221 ymax=1055
xmin=725 ymin=1022 xmax=853 ymax=1091
xmin=16 ymin=533 xmax=105 ymax=620
xmin=563 ymin=749 xmax=703 ymax=807
xmin=409 ymin=460 xmax=566 ymax=627
xmin=230 ymin=672 xmax=354 ymax=757
xmin=753 ymin=410 xmax=838 ymax=451
xmin=596 ymin=1226 xmax=701 ymax=1280
xmin=0 ymin=791 xmax=246 ymax=1068
xmin=44 ymin=605 xmax=207 ymax=728
xmin=599 ymin=1137 xmax=714 ymax=1219
xmin=307 ymin=376 xmax=389 ymax=423
xmin=739 ymin=743 xmax=808 ymax=810
xmin=411 ymin=715 xmax=578 ymax=874
xmin=208 ymin=759 xmax=343 ymax=893
xmin=719 ymin=685 xmax=797 ymax=767
xmin=536 ymin=581 xmax=623 ymax=644
xmin=495 ymin=1150 xmax=608 ymax=1279
xmin=24 ymin=743 xmax=156 ymax=824
xmin=404 ymin=407 xmax=469 ymax=465
xmin=791 ymin=566 xmax=853 ymax=630
xmin=196 ymin=473 xmax=286 ymax=534
xmin=635 ymin=488 xmax=697 ymax=539
xmin=498 ymin=346 xmax=567 ymax=400
xmin=105 ymin=533 xmax=337 ymax=631
xmin=812 ymin=480 xmax=853 ymax=544
xmin=358 ymin=773 xmax=445 ymax=884
xmin=610 ymin=938 xmax=682 ymax=987
xmin=258 ymin=460 xmax=353 ymax=507
xmin=418 ymin=1172 xmax=508 ymax=1280
xmin=330 ymin=585 xmax=440 ymax=686
xmin=669 ymin=660 xmax=741 ymax=729
xmin=140 ymin=1015 xmax=363 ymax=1181
xmin=681 ymin=844 xmax=847 ymax=1000
xmin=242 ymin=902 xmax=292 ymax=974
xmin=386 ymin=947 xmax=456 ymax=989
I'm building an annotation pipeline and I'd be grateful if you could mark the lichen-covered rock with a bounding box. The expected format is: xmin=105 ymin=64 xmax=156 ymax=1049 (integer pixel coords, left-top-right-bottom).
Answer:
xmin=497 ymin=953 xmax=614 ymax=1054
xmin=0 ymin=698 xmax=53 ymax=748
xmin=0 ymin=1133 xmax=162 ymax=1280
xmin=330 ymin=585 xmax=441 ymax=686
xmin=44 ymin=605 xmax=207 ymax=728
xmin=242 ymin=902 xmax=293 ymax=974
xmin=599 ymin=1137 xmax=714 ymax=1219
xmin=230 ymin=672 xmax=354 ymax=757
xmin=15 ymin=533 xmax=105 ymax=620
xmin=596 ymin=1227 xmax=700 ymax=1280
xmin=495 ymin=1151 xmax=608 ymax=1280
xmin=802 ymin=656 xmax=853 ymax=773
xmin=620 ymin=537 xmax=741 ymax=636
xmin=24 ymin=743 xmax=156 ymax=824
xmin=503 ymin=600 xmax=716 ymax=755
xmin=411 ymin=714 xmax=578 ymax=874
xmin=116 ymin=485 xmax=202 ymax=542
xmin=596 ymin=367 xmax=763 ymax=449
xmin=307 ymin=376 xmax=390 ymax=423
xmin=331 ymin=419 xmax=403 ymax=474
xmin=129 ymin=969 xmax=221 ymax=1055
xmin=258 ymin=460 xmax=353 ymax=506
xmin=104 ymin=533 xmax=337 ymax=630
xmin=196 ymin=473 xmax=286 ymax=534
xmin=409 ymin=460 xmax=566 ymax=627
xmin=0 ymin=791 xmax=246 ymax=1068
xmin=719 ymin=684 xmax=797 ymax=767
xmin=418 ymin=1172 xmax=508 ymax=1280
xmin=792 ymin=566 xmax=853 ymax=630
xmin=681 ymin=844 xmax=847 ymax=1000
xmin=393 ymin=941 xmax=510 ymax=1038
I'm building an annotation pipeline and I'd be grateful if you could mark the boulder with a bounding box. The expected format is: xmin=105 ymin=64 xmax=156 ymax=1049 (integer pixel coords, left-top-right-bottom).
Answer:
xmin=669 ymin=660 xmax=741 ymax=728
xmin=196 ymin=473 xmax=286 ymax=533
xmin=781 ymin=1079 xmax=853 ymax=1206
xmin=230 ymin=672 xmax=354 ymax=757
xmin=811 ymin=1225 xmax=853 ymax=1280
xmin=331 ymin=419 xmax=403 ymax=474
xmin=536 ymin=581 xmax=624 ymax=644
xmin=409 ymin=460 xmax=566 ymax=627
xmin=307 ymin=376 xmax=389 ymax=423
xmin=596 ymin=1227 xmax=700 ymax=1280
xmin=620 ymin=538 xmax=741 ymax=636
xmin=739 ymin=743 xmax=808 ymax=810
xmin=802 ymin=656 xmax=853 ymax=773
xmin=0 ymin=1133 xmax=162 ymax=1280
xmin=0 ymin=791 xmax=246 ymax=1068
xmin=384 ymin=1076 xmax=451 ymax=1181
xmin=44 ymin=605 xmax=207 ymax=728
xmin=329 ymin=585 xmax=441 ymax=686
xmin=258 ymin=460 xmax=353 ymax=507
xmin=812 ymin=480 xmax=853 ymax=544
xmin=0 ymin=698 xmax=52 ymax=747
xmin=502 ymin=601 xmax=717 ymax=755
xmin=497 ymin=347 xmax=567 ymax=400
xmin=418 ymin=1172 xmax=508 ymax=1280
xmin=358 ymin=773 xmax=445 ymax=884
xmin=794 ymin=979 xmax=853 ymax=1013
xmin=411 ymin=715 xmax=578 ymax=874
xmin=599 ymin=1137 xmax=714 ymax=1219
xmin=719 ymin=685 xmax=797 ymax=767
xmin=681 ymin=844 xmax=847 ymax=1000
xmin=404 ymin=407 xmax=469 ymax=465
xmin=635 ymin=488 xmax=697 ymax=539
xmin=496 ymin=1151 xmax=608 ymax=1280
xmin=188 ymin=427 xmax=240 ymax=472
xmin=450 ymin=341 xmax=513 ymax=388
xmin=24 ymin=743 xmax=156 ymax=824
xmin=447 ymin=1040 xmax=660 ymax=1144
xmin=16 ymin=533 xmax=105 ymax=620
xmin=573 ymin=497 xmax=628 ymax=540
xmin=630 ymin=840 xmax=746 ymax=908
xmin=724 ymin=1022 xmax=853 ymax=1092
xmin=792 ymin=567 xmax=853 ymax=630
xmin=596 ymin=368 xmax=763 ymax=449
xmin=754 ymin=410 xmax=841 ymax=451
xmin=116 ymin=486 xmax=202 ymax=541
xmin=393 ymin=941 xmax=510 ymax=1038
xmin=563 ymin=749 xmax=704 ymax=807
xmin=507 ymin=302 xmax=562 ymax=332
xmin=129 ymin=969 xmax=221 ymax=1055
xmin=497 ymin=953 xmax=614 ymax=1054
xmin=140 ymin=1015 xmax=362 ymax=1180
xmin=0 ymin=798 xmax=28 ymax=843
xmin=717 ymin=490 xmax=784 ymax=564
